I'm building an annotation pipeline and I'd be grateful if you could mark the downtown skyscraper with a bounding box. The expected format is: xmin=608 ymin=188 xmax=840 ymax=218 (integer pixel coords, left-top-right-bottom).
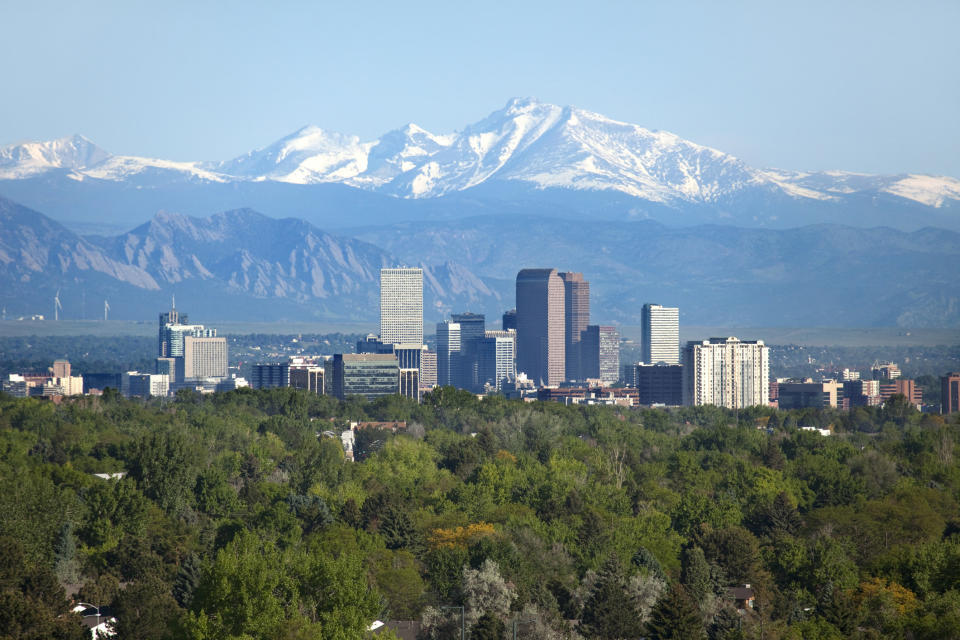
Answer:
xmin=641 ymin=303 xmax=679 ymax=365
xmin=560 ymin=272 xmax=590 ymax=381
xmin=380 ymin=268 xmax=423 ymax=346
xmin=515 ymin=268 xmax=566 ymax=386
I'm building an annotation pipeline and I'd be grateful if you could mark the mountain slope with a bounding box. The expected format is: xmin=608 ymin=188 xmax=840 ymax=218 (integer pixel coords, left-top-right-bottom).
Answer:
xmin=0 ymin=197 xmax=502 ymax=322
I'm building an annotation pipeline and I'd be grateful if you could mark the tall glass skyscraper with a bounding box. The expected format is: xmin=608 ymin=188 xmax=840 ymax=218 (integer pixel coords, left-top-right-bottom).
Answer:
xmin=641 ymin=303 xmax=679 ymax=365
xmin=516 ymin=268 xmax=565 ymax=386
xmin=380 ymin=268 xmax=423 ymax=346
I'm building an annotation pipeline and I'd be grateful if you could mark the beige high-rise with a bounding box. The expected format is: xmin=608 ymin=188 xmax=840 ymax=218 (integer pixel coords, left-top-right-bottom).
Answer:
xmin=516 ymin=268 xmax=565 ymax=386
xmin=380 ymin=268 xmax=423 ymax=346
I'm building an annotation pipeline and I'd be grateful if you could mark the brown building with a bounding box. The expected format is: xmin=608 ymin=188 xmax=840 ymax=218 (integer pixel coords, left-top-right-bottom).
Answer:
xmin=52 ymin=359 xmax=71 ymax=378
xmin=516 ymin=268 xmax=566 ymax=386
xmin=879 ymin=379 xmax=922 ymax=407
xmin=942 ymin=372 xmax=960 ymax=414
xmin=559 ymin=272 xmax=590 ymax=382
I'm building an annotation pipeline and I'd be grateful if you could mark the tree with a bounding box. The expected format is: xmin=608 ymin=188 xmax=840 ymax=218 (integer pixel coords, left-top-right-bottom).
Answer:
xmin=472 ymin=611 xmax=506 ymax=640
xmin=127 ymin=428 xmax=196 ymax=514
xmin=681 ymin=546 xmax=713 ymax=606
xmin=580 ymin=555 xmax=643 ymax=639
xmin=112 ymin=573 xmax=181 ymax=640
xmin=646 ymin=583 xmax=706 ymax=640
xmin=462 ymin=559 xmax=514 ymax=630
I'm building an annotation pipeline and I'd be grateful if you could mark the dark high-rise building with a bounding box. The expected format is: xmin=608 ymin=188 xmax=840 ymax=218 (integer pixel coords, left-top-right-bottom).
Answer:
xmin=452 ymin=312 xmax=485 ymax=390
xmin=502 ymin=309 xmax=517 ymax=331
xmin=436 ymin=321 xmax=461 ymax=387
xmin=516 ymin=269 xmax=566 ymax=386
xmin=332 ymin=353 xmax=399 ymax=400
xmin=559 ymin=272 xmax=590 ymax=381
xmin=251 ymin=363 xmax=290 ymax=389
xmin=942 ymin=372 xmax=960 ymax=414
xmin=581 ymin=325 xmax=620 ymax=384
xmin=635 ymin=363 xmax=683 ymax=406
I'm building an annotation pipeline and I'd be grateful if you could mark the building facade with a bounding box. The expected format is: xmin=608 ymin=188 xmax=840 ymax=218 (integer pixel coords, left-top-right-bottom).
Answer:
xmin=251 ymin=363 xmax=290 ymax=389
xmin=380 ymin=268 xmax=423 ymax=346
xmin=436 ymin=321 xmax=461 ymax=387
xmin=943 ymin=372 xmax=960 ymax=414
xmin=332 ymin=353 xmax=400 ymax=400
xmin=516 ymin=268 xmax=566 ymax=386
xmin=635 ymin=363 xmax=683 ymax=406
xmin=290 ymin=367 xmax=324 ymax=394
xmin=641 ymin=304 xmax=679 ymax=365
xmin=182 ymin=336 xmax=228 ymax=379
xmin=559 ymin=272 xmax=590 ymax=381
xmin=683 ymin=337 xmax=770 ymax=408
xmin=777 ymin=379 xmax=842 ymax=409
xmin=580 ymin=325 xmax=620 ymax=385
xmin=479 ymin=331 xmax=516 ymax=392
xmin=451 ymin=312 xmax=485 ymax=390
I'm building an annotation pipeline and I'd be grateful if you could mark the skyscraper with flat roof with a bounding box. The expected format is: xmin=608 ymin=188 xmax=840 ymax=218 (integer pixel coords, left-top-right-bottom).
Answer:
xmin=436 ymin=321 xmax=461 ymax=387
xmin=516 ymin=268 xmax=565 ymax=386
xmin=380 ymin=268 xmax=423 ymax=346
xmin=683 ymin=337 xmax=769 ymax=408
xmin=452 ymin=312 xmax=485 ymax=390
xmin=641 ymin=304 xmax=679 ymax=365
xmin=559 ymin=272 xmax=590 ymax=381
xmin=581 ymin=325 xmax=620 ymax=384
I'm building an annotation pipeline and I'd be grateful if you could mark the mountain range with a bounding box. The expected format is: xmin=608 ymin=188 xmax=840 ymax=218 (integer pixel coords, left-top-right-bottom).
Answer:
xmin=2 ymin=195 xmax=958 ymax=328
xmin=1 ymin=98 xmax=958 ymax=234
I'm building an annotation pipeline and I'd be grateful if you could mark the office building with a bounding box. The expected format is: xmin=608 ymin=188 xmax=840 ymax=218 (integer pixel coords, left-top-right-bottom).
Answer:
xmin=380 ymin=268 xmax=423 ymax=346
xmin=516 ymin=268 xmax=565 ymax=386
xmin=479 ymin=331 xmax=516 ymax=392
xmin=777 ymin=379 xmax=843 ymax=409
xmin=83 ymin=373 xmax=121 ymax=394
xmin=182 ymin=336 xmax=228 ymax=379
xmin=872 ymin=362 xmax=901 ymax=380
xmin=420 ymin=351 xmax=437 ymax=390
xmin=559 ymin=272 xmax=590 ymax=381
xmin=436 ymin=321 xmax=461 ymax=387
xmin=122 ymin=372 xmax=169 ymax=398
xmin=641 ymin=304 xmax=679 ymax=365
xmin=879 ymin=379 xmax=923 ymax=407
xmin=452 ymin=312 xmax=485 ymax=390
xmin=580 ymin=325 xmax=620 ymax=385
xmin=251 ymin=363 xmax=290 ymax=389
xmin=356 ymin=334 xmax=394 ymax=354
xmin=843 ymin=379 xmax=881 ymax=407
xmin=942 ymin=373 xmax=960 ymax=414
xmin=52 ymin=360 xmax=71 ymax=379
xmin=332 ymin=353 xmax=400 ymax=400
xmin=400 ymin=368 xmax=420 ymax=402
xmin=502 ymin=309 xmax=517 ymax=331
xmin=2 ymin=374 xmax=28 ymax=397
xmin=158 ymin=300 xmax=187 ymax=356
xmin=683 ymin=337 xmax=770 ymax=408
xmin=290 ymin=366 xmax=324 ymax=394
xmin=636 ymin=363 xmax=683 ymax=406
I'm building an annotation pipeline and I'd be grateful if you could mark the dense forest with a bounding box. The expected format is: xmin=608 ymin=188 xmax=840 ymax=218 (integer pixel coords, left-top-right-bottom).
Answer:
xmin=2 ymin=388 xmax=960 ymax=639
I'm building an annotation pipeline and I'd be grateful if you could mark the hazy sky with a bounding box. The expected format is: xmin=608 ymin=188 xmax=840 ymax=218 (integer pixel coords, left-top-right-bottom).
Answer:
xmin=2 ymin=0 xmax=958 ymax=176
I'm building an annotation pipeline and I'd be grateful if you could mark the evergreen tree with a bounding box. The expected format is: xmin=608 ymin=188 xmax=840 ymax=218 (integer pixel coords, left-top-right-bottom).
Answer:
xmin=53 ymin=522 xmax=80 ymax=585
xmin=580 ymin=554 xmax=644 ymax=639
xmin=472 ymin=611 xmax=506 ymax=640
xmin=681 ymin=546 xmax=712 ymax=605
xmin=646 ymin=583 xmax=706 ymax=640
xmin=764 ymin=492 xmax=802 ymax=537
xmin=379 ymin=503 xmax=420 ymax=550
xmin=632 ymin=546 xmax=667 ymax=582
xmin=172 ymin=553 xmax=203 ymax=609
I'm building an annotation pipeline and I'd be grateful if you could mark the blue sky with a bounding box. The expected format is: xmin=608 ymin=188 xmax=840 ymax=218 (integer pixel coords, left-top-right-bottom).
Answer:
xmin=2 ymin=0 xmax=958 ymax=176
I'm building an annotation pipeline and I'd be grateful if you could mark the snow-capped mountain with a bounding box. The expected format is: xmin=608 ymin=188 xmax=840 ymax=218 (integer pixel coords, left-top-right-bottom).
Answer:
xmin=1 ymin=98 xmax=958 ymax=231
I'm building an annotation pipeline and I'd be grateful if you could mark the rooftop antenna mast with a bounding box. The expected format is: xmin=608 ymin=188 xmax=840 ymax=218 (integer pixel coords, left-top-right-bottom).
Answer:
xmin=54 ymin=289 xmax=62 ymax=321
xmin=104 ymin=299 xmax=110 ymax=321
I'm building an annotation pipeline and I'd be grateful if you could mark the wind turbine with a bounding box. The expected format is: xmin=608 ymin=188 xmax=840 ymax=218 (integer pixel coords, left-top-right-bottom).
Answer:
xmin=54 ymin=290 xmax=62 ymax=321
xmin=104 ymin=299 xmax=110 ymax=321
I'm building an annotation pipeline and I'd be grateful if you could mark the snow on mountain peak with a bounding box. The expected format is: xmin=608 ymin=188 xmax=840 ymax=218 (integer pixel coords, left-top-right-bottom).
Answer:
xmin=0 ymin=134 xmax=111 ymax=178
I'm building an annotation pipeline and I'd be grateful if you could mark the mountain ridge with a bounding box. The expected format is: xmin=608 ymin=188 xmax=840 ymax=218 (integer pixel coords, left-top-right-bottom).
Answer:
xmin=2 ymin=99 xmax=958 ymax=225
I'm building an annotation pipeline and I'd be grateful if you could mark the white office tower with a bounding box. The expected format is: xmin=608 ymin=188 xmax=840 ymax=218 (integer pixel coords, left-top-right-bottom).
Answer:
xmin=436 ymin=321 xmax=461 ymax=387
xmin=380 ymin=268 xmax=423 ymax=346
xmin=641 ymin=304 xmax=679 ymax=364
xmin=183 ymin=336 xmax=228 ymax=379
xmin=683 ymin=337 xmax=769 ymax=408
